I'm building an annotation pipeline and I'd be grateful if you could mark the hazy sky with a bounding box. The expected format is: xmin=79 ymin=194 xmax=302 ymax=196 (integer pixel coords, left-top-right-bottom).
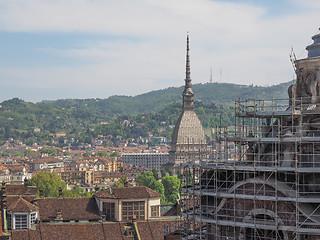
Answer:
xmin=0 ymin=0 xmax=319 ymax=102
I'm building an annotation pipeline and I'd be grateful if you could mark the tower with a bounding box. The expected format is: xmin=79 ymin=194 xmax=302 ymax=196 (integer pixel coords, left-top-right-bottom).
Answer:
xmin=168 ymin=35 xmax=207 ymax=170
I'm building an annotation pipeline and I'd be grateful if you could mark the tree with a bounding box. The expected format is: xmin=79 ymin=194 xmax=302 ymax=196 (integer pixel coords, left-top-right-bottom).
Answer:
xmin=24 ymin=148 xmax=33 ymax=156
xmin=83 ymin=151 xmax=93 ymax=157
xmin=160 ymin=169 xmax=166 ymax=178
xmin=40 ymin=148 xmax=59 ymax=156
xmin=12 ymin=150 xmax=23 ymax=157
xmin=62 ymin=186 xmax=92 ymax=198
xmin=168 ymin=169 xmax=174 ymax=176
xmin=63 ymin=151 xmax=71 ymax=156
xmin=162 ymin=176 xmax=180 ymax=204
xmin=176 ymin=170 xmax=182 ymax=180
xmin=2 ymin=151 xmax=10 ymax=157
xmin=29 ymin=171 xmax=66 ymax=197
xmin=113 ymin=175 xmax=128 ymax=187
xmin=96 ymin=150 xmax=109 ymax=157
xmin=152 ymin=168 xmax=159 ymax=180
xmin=110 ymin=151 xmax=120 ymax=157
xmin=137 ymin=172 xmax=165 ymax=203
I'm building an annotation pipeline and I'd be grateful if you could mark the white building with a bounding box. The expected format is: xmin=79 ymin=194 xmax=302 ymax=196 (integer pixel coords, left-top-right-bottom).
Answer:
xmin=121 ymin=153 xmax=169 ymax=170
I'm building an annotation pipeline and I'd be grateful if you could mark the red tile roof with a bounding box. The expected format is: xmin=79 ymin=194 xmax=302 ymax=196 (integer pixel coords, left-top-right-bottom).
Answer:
xmin=36 ymin=197 xmax=100 ymax=221
xmin=5 ymin=185 xmax=37 ymax=196
xmin=7 ymin=196 xmax=38 ymax=212
xmin=94 ymin=186 xmax=161 ymax=199
xmin=10 ymin=220 xmax=181 ymax=240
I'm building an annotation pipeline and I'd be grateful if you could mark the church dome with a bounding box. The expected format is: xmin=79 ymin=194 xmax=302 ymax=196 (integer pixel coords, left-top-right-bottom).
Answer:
xmin=306 ymin=32 xmax=320 ymax=58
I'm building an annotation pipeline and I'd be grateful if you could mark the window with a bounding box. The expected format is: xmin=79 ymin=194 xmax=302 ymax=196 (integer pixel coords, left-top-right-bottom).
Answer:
xmin=122 ymin=201 xmax=145 ymax=221
xmin=103 ymin=202 xmax=115 ymax=220
xmin=31 ymin=213 xmax=37 ymax=224
xmin=15 ymin=214 xmax=28 ymax=229
xmin=151 ymin=205 xmax=159 ymax=217
xmin=7 ymin=213 xmax=12 ymax=230
xmin=126 ymin=228 xmax=135 ymax=236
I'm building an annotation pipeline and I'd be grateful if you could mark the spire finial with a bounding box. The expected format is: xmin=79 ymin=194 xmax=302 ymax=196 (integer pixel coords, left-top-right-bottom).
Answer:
xmin=183 ymin=33 xmax=194 ymax=110
xmin=185 ymin=32 xmax=191 ymax=86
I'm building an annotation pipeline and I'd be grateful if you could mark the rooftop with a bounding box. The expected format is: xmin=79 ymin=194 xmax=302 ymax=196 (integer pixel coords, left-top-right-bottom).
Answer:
xmin=95 ymin=185 xmax=161 ymax=199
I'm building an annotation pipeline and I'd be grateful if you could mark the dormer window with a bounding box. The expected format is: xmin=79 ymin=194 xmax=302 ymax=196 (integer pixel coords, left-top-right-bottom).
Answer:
xmin=31 ymin=212 xmax=37 ymax=224
xmin=7 ymin=211 xmax=38 ymax=230
xmin=6 ymin=196 xmax=39 ymax=230
xmin=15 ymin=214 xmax=28 ymax=229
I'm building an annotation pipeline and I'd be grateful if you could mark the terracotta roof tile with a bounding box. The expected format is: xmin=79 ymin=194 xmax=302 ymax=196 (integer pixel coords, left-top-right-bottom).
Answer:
xmin=7 ymin=196 xmax=38 ymax=212
xmin=95 ymin=186 xmax=161 ymax=199
xmin=5 ymin=185 xmax=37 ymax=196
xmin=10 ymin=220 xmax=181 ymax=240
xmin=31 ymin=158 xmax=63 ymax=164
xmin=36 ymin=197 xmax=100 ymax=221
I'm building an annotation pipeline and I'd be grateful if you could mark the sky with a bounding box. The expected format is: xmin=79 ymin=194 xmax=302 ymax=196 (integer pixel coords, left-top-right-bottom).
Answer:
xmin=0 ymin=0 xmax=319 ymax=102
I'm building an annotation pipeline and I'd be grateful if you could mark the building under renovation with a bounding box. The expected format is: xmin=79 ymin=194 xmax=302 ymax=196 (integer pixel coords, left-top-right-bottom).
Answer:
xmin=180 ymin=31 xmax=320 ymax=239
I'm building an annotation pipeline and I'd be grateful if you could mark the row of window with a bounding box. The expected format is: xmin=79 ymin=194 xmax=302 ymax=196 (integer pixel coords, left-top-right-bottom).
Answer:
xmin=103 ymin=202 xmax=115 ymax=220
xmin=122 ymin=201 xmax=145 ymax=221
xmin=151 ymin=205 xmax=159 ymax=217
xmin=102 ymin=201 xmax=160 ymax=221
xmin=7 ymin=212 xmax=37 ymax=230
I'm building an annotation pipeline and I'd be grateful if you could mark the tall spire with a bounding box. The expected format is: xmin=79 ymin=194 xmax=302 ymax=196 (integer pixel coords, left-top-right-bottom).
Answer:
xmin=185 ymin=34 xmax=191 ymax=88
xmin=183 ymin=33 xmax=195 ymax=110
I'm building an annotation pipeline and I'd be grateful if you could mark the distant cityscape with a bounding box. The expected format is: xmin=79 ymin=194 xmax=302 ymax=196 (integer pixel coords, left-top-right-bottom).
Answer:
xmin=1 ymin=24 xmax=320 ymax=240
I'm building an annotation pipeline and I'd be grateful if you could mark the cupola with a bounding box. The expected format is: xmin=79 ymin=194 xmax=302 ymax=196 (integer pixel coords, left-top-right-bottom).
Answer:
xmin=306 ymin=29 xmax=320 ymax=58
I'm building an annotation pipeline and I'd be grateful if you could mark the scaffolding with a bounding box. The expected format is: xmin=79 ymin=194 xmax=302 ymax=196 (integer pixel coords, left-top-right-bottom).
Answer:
xmin=181 ymin=96 xmax=320 ymax=239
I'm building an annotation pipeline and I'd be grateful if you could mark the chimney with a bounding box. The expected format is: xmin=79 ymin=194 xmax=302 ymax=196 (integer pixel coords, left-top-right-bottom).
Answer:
xmin=56 ymin=210 xmax=63 ymax=220
xmin=124 ymin=181 xmax=129 ymax=187
xmin=131 ymin=214 xmax=137 ymax=223
xmin=58 ymin=187 xmax=63 ymax=198
xmin=39 ymin=188 xmax=43 ymax=198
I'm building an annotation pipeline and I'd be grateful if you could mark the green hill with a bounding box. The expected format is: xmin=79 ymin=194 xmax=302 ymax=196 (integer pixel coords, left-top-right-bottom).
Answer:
xmin=0 ymin=81 xmax=294 ymax=146
xmin=45 ymin=81 xmax=293 ymax=116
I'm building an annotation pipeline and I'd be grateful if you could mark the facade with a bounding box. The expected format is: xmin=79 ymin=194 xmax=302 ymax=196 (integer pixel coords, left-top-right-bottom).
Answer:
xmin=121 ymin=152 xmax=169 ymax=170
xmin=56 ymin=169 xmax=94 ymax=185
xmin=181 ymin=31 xmax=320 ymax=239
xmin=168 ymin=35 xmax=206 ymax=170
xmin=94 ymin=185 xmax=161 ymax=221
xmin=9 ymin=166 xmax=32 ymax=185
xmin=29 ymin=158 xmax=64 ymax=171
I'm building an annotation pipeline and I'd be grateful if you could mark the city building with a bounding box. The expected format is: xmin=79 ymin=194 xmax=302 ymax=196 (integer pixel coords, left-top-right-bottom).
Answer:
xmin=9 ymin=166 xmax=31 ymax=185
xmin=168 ymin=35 xmax=206 ymax=171
xmin=94 ymin=185 xmax=161 ymax=221
xmin=121 ymin=152 xmax=169 ymax=170
xmin=0 ymin=184 xmax=179 ymax=240
xmin=180 ymin=30 xmax=320 ymax=239
xmin=29 ymin=158 xmax=64 ymax=171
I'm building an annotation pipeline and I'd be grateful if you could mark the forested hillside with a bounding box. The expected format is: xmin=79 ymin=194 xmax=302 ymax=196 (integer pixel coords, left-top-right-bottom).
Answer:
xmin=0 ymin=81 xmax=293 ymax=145
xmin=45 ymin=81 xmax=293 ymax=116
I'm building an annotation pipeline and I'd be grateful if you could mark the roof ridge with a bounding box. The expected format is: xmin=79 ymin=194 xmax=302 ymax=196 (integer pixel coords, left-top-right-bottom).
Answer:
xmin=10 ymin=197 xmax=21 ymax=210
xmin=19 ymin=196 xmax=38 ymax=211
